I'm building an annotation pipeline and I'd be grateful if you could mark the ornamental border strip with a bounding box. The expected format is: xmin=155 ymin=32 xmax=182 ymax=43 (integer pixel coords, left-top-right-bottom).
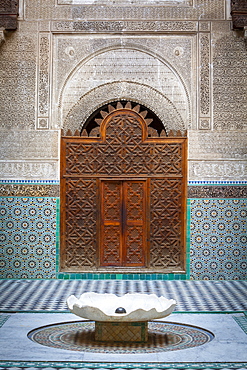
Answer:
xmin=0 ymin=362 xmax=247 ymax=369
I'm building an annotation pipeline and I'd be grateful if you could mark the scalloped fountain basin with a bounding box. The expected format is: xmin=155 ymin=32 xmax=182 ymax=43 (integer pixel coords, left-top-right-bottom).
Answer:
xmin=67 ymin=292 xmax=176 ymax=322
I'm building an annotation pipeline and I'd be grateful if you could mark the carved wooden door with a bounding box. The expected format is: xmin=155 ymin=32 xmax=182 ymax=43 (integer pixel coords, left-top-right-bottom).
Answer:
xmin=100 ymin=180 xmax=147 ymax=267
xmin=60 ymin=101 xmax=187 ymax=273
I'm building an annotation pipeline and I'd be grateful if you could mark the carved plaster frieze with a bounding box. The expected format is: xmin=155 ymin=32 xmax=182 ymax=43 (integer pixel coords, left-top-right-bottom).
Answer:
xmin=58 ymin=0 xmax=193 ymax=5
xmin=52 ymin=20 xmax=198 ymax=33
xmin=188 ymin=185 xmax=247 ymax=198
xmin=188 ymin=161 xmax=247 ymax=181
xmin=188 ymin=131 xmax=247 ymax=160
xmin=0 ymin=161 xmax=58 ymax=180
xmin=25 ymin=0 xmax=226 ymax=21
xmin=63 ymin=81 xmax=185 ymax=134
xmin=0 ymin=130 xmax=59 ymax=160
xmin=0 ymin=183 xmax=60 ymax=197
xmin=70 ymin=2 xmax=225 ymax=21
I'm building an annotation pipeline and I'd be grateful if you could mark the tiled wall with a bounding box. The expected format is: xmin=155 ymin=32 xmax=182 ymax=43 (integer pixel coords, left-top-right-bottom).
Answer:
xmin=0 ymin=181 xmax=59 ymax=279
xmin=188 ymin=182 xmax=246 ymax=280
xmin=0 ymin=181 xmax=246 ymax=280
xmin=0 ymin=196 xmax=59 ymax=279
xmin=189 ymin=198 xmax=246 ymax=280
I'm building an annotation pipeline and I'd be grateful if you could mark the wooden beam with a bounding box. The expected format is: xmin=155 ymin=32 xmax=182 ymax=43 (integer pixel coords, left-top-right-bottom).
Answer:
xmin=0 ymin=0 xmax=18 ymax=30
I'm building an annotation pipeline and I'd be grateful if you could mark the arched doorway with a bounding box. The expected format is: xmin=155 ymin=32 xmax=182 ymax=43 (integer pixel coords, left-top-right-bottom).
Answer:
xmin=60 ymin=101 xmax=187 ymax=273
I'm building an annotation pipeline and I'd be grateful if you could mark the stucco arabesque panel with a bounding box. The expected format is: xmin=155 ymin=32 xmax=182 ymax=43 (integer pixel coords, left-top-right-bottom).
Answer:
xmin=189 ymin=161 xmax=247 ymax=181
xmin=64 ymin=81 xmax=185 ymax=134
xmin=52 ymin=36 xmax=195 ymax=131
xmin=188 ymin=131 xmax=247 ymax=181
xmin=0 ymin=161 xmax=58 ymax=180
xmin=212 ymin=32 xmax=247 ymax=131
xmin=0 ymin=131 xmax=60 ymax=180
xmin=54 ymin=36 xmax=194 ymax=97
xmin=186 ymin=23 xmax=247 ymax=181
xmin=0 ymin=31 xmax=37 ymax=131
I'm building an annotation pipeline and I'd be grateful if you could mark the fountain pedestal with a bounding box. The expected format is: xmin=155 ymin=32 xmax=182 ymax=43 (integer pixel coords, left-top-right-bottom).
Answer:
xmin=95 ymin=321 xmax=148 ymax=342
xmin=67 ymin=292 xmax=176 ymax=343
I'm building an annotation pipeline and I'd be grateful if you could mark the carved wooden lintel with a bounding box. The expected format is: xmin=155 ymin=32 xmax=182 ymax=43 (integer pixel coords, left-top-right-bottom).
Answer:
xmin=231 ymin=0 xmax=247 ymax=30
xmin=0 ymin=0 xmax=18 ymax=30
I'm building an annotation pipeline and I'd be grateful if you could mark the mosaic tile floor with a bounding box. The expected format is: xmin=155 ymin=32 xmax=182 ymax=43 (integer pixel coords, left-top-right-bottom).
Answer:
xmin=0 ymin=313 xmax=246 ymax=362
xmin=0 ymin=280 xmax=246 ymax=370
xmin=28 ymin=320 xmax=214 ymax=353
xmin=0 ymin=279 xmax=246 ymax=312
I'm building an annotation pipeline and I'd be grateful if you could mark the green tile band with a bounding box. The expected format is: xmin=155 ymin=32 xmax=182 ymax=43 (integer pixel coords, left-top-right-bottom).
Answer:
xmin=233 ymin=316 xmax=247 ymax=335
xmin=55 ymin=272 xmax=188 ymax=280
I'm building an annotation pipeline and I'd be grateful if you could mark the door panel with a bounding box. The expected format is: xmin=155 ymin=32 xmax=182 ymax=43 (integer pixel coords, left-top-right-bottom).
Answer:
xmin=124 ymin=181 xmax=146 ymax=266
xmin=100 ymin=181 xmax=122 ymax=266
xmin=101 ymin=225 xmax=122 ymax=266
xmin=100 ymin=180 xmax=147 ymax=267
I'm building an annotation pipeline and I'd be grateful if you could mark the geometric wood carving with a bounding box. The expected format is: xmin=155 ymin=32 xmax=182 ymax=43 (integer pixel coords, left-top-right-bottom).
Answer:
xmin=0 ymin=0 xmax=18 ymax=30
xmin=100 ymin=180 xmax=147 ymax=267
xmin=150 ymin=178 xmax=184 ymax=269
xmin=60 ymin=102 xmax=187 ymax=272
xmin=231 ymin=0 xmax=247 ymax=30
xmin=60 ymin=178 xmax=97 ymax=269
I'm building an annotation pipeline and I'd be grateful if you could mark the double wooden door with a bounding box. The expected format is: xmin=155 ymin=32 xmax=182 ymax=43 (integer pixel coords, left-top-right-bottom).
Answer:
xmin=60 ymin=102 xmax=187 ymax=273
xmin=100 ymin=180 xmax=147 ymax=267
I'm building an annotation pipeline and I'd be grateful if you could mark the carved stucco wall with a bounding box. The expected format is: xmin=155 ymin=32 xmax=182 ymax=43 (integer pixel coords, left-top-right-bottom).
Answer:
xmin=55 ymin=38 xmax=194 ymax=133
xmin=0 ymin=29 xmax=36 ymax=131
xmin=0 ymin=22 xmax=59 ymax=180
xmin=188 ymin=21 xmax=247 ymax=182
xmin=23 ymin=0 xmax=226 ymax=21
xmin=0 ymin=0 xmax=246 ymax=181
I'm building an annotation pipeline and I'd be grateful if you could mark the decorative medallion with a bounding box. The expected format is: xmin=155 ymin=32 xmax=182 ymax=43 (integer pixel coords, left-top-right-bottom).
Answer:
xmin=28 ymin=320 xmax=213 ymax=353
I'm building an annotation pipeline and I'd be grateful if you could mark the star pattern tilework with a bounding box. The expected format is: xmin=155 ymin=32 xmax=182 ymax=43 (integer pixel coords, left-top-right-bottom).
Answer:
xmin=189 ymin=199 xmax=247 ymax=280
xmin=0 ymin=197 xmax=57 ymax=279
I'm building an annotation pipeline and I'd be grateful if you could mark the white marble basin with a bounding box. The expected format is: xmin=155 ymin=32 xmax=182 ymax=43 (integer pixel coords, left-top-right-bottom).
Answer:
xmin=67 ymin=292 xmax=176 ymax=322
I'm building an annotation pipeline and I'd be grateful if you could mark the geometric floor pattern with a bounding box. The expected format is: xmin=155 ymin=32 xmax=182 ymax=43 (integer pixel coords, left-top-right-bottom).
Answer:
xmin=27 ymin=320 xmax=214 ymax=353
xmin=0 ymin=279 xmax=247 ymax=312
xmin=1 ymin=312 xmax=246 ymax=361
xmin=0 ymin=279 xmax=247 ymax=370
